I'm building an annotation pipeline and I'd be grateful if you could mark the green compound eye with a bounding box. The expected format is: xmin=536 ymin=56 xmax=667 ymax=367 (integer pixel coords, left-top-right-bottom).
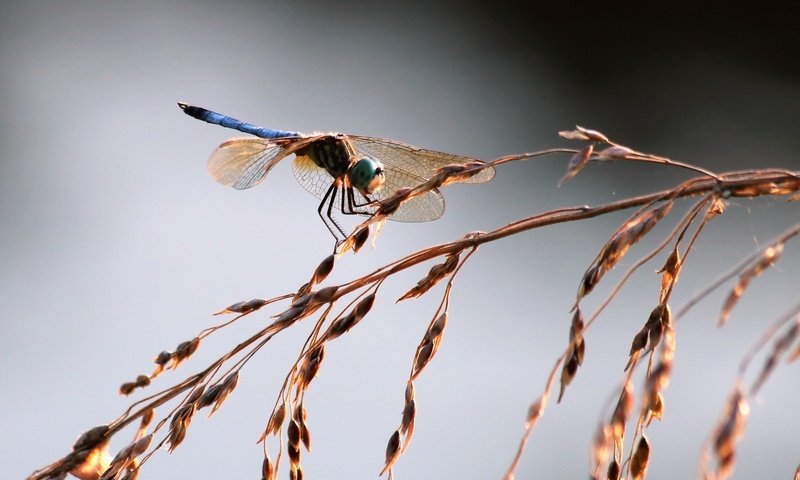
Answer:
xmin=349 ymin=158 xmax=385 ymax=194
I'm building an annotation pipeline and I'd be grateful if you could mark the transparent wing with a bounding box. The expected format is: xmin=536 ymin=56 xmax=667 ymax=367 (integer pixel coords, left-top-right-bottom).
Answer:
xmin=291 ymin=154 xmax=445 ymax=223
xmin=368 ymin=165 xmax=445 ymax=222
xmin=292 ymin=154 xmax=336 ymax=199
xmin=208 ymin=138 xmax=295 ymax=190
xmin=350 ymin=135 xmax=495 ymax=184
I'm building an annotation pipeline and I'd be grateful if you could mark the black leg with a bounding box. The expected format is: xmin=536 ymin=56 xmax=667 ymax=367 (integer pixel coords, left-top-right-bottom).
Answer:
xmin=317 ymin=182 xmax=347 ymax=240
xmin=326 ymin=183 xmax=348 ymax=239
xmin=341 ymin=187 xmax=375 ymax=216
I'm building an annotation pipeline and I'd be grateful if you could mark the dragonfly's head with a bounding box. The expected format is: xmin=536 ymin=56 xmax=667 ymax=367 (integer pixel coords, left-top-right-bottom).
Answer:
xmin=348 ymin=157 xmax=385 ymax=195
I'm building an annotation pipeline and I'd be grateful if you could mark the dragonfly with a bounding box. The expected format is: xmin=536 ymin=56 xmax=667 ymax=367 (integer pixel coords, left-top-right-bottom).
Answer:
xmin=179 ymin=103 xmax=495 ymax=239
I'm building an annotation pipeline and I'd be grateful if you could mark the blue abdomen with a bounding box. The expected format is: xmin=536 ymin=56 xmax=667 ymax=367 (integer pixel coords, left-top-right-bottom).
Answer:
xmin=179 ymin=103 xmax=299 ymax=139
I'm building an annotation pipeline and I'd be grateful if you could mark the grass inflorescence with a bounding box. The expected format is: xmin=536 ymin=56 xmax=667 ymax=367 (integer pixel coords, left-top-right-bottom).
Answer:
xmin=27 ymin=127 xmax=800 ymax=480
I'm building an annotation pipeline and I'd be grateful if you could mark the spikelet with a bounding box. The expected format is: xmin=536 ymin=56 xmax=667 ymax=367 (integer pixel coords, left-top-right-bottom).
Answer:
xmin=630 ymin=435 xmax=650 ymax=480
xmin=558 ymin=308 xmax=586 ymax=402
xmin=719 ymin=243 xmax=784 ymax=326
xmin=709 ymin=386 xmax=749 ymax=480
xmin=213 ymin=298 xmax=268 ymax=315
xmin=559 ymin=144 xmax=593 ymax=186
xmin=577 ymin=202 xmax=673 ymax=303
xmin=398 ymin=253 xmax=459 ymax=302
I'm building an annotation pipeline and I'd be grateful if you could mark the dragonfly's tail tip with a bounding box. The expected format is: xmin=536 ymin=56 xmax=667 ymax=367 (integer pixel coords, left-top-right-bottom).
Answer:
xmin=177 ymin=101 xmax=188 ymax=110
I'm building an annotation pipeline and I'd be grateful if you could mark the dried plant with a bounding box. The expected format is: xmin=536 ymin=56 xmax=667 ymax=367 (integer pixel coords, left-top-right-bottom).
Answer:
xmin=27 ymin=127 xmax=800 ymax=480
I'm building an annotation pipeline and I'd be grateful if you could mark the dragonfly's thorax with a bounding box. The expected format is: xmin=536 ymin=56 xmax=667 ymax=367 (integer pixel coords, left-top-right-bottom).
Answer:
xmin=304 ymin=134 xmax=355 ymax=178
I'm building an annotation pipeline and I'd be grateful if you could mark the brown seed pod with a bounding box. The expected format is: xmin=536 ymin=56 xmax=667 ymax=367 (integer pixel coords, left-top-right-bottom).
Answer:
xmin=380 ymin=429 xmax=402 ymax=476
xmin=607 ymin=459 xmax=620 ymax=480
xmin=119 ymin=382 xmax=137 ymax=396
xmin=719 ymin=243 xmax=784 ymax=326
xmin=213 ymin=298 xmax=268 ymax=315
xmin=597 ymin=146 xmax=634 ymax=159
xmin=626 ymin=304 xmax=671 ymax=371
xmin=275 ymin=305 xmax=306 ymax=324
xmin=130 ymin=434 xmax=152 ymax=458
xmin=657 ymin=248 xmax=681 ymax=301
xmin=579 ymin=202 xmax=673 ymax=303
xmin=261 ymin=454 xmax=274 ymax=480
xmin=398 ymin=254 xmax=459 ymax=302
xmin=378 ymin=188 xmax=412 ymax=217
xmin=325 ymin=312 xmax=357 ymax=341
xmin=410 ymin=311 xmax=449 ymax=379
xmin=353 ymin=225 xmax=370 ymax=252
xmin=259 ymin=402 xmax=287 ymax=443
xmin=297 ymin=345 xmax=325 ymax=392
xmin=354 ymin=293 xmax=376 ymax=320
xmin=611 ymin=381 xmax=633 ymax=440
xmin=712 ymin=387 xmax=749 ymax=479
xmin=310 ymin=286 xmax=338 ymax=306
xmin=753 ymin=319 xmax=799 ymax=394
xmin=590 ymin=423 xmax=612 ymax=476
xmin=630 ymin=435 xmax=650 ymax=480
xmin=72 ymin=425 xmax=110 ymax=451
xmin=185 ymin=385 xmax=206 ymax=405
xmin=167 ymin=403 xmax=195 ymax=452
xmin=287 ymin=419 xmax=301 ymax=448
xmin=559 ymin=308 xmax=586 ymax=402
xmin=209 ymin=371 xmax=239 ymax=416
xmin=173 ymin=337 xmax=201 ymax=368
xmin=198 ymin=383 xmax=224 ymax=410
xmin=140 ymin=408 xmax=154 ymax=430
xmin=559 ymin=144 xmax=593 ymax=187
xmin=559 ymin=126 xmax=610 ymax=143
xmin=154 ymin=351 xmax=172 ymax=368
xmin=311 ymin=254 xmax=335 ymax=285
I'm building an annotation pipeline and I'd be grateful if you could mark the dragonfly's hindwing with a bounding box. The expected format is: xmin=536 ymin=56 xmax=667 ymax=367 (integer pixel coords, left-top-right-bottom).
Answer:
xmin=208 ymin=138 xmax=293 ymax=190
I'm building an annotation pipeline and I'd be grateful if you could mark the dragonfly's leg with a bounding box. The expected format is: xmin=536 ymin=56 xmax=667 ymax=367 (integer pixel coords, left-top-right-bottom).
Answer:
xmin=341 ymin=188 xmax=374 ymax=216
xmin=327 ymin=184 xmax=349 ymax=239
xmin=318 ymin=183 xmax=347 ymax=240
xmin=340 ymin=184 xmax=350 ymax=214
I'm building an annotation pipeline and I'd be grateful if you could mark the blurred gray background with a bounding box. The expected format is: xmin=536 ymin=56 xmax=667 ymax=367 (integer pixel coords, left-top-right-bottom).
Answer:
xmin=3 ymin=2 xmax=799 ymax=479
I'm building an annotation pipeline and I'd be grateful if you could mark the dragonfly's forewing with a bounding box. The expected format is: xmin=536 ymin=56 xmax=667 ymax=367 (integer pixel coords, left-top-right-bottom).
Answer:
xmin=370 ymin=165 xmax=445 ymax=222
xmin=350 ymin=136 xmax=495 ymax=184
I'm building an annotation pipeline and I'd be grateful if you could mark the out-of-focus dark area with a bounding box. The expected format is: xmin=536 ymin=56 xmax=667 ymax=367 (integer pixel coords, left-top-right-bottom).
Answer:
xmin=2 ymin=2 xmax=798 ymax=479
